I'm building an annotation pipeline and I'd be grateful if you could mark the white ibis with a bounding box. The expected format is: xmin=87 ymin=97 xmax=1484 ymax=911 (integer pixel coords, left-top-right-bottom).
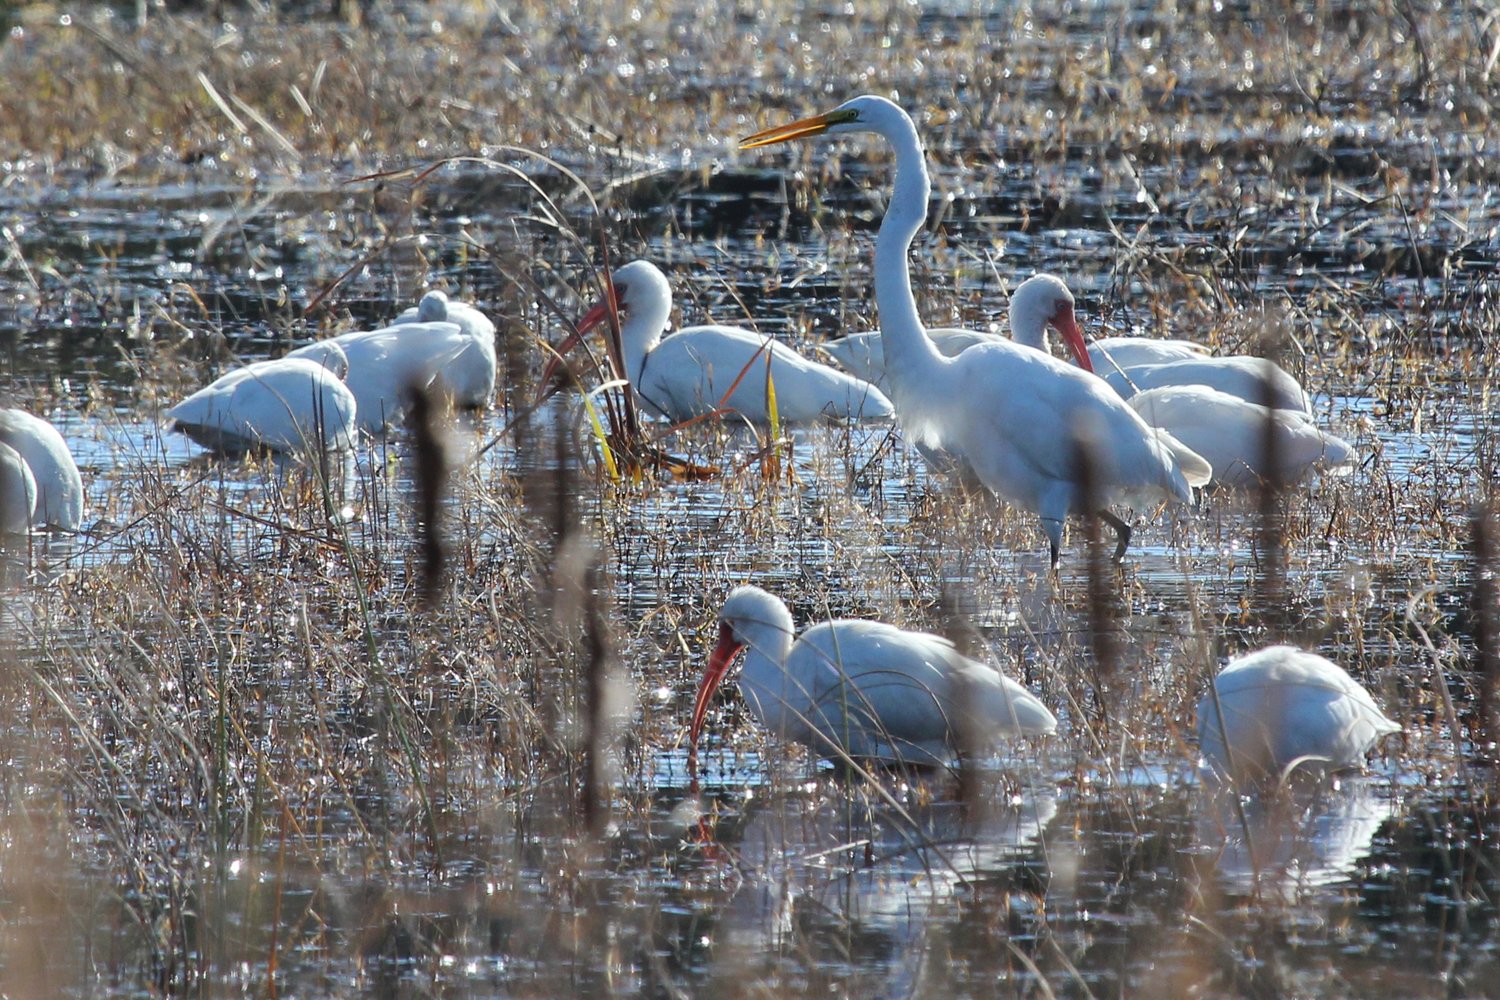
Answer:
xmin=287 ymin=292 xmax=496 ymax=433
xmin=740 ymin=97 xmax=1210 ymax=564
xmin=1005 ymin=276 xmax=1352 ymax=487
xmin=0 ymin=441 xmax=36 ymax=534
xmin=165 ymin=343 xmax=357 ymax=454
xmin=0 ymin=409 xmax=84 ymax=530
xmin=1006 ymin=274 xmax=1208 ymax=370
xmin=691 ymin=585 xmax=1056 ymax=767
xmin=394 ymin=289 xmax=497 ymax=344
xmin=545 ymin=259 xmax=893 ymax=424
xmin=1128 ymin=386 xmax=1354 ymax=488
xmin=1197 ymin=645 xmax=1400 ymax=783
xmin=823 ymin=275 xmax=1206 ymax=390
xmin=1100 ymin=356 xmax=1311 ymax=414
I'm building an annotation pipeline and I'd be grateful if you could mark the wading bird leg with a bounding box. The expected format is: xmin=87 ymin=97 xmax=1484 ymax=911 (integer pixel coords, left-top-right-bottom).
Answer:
xmin=1099 ymin=510 xmax=1131 ymax=563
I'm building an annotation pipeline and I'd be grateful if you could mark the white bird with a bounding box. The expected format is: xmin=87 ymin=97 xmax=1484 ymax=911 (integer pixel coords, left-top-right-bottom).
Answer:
xmin=1100 ymin=355 xmax=1311 ymax=414
xmin=1007 ymin=277 xmax=1313 ymax=413
xmin=0 ymin=441 xmax=36 ymax=534
xmin=691 ymin=585 xmax=1056 ymax=767
xmin=1005 ymin=274 xmax=1208 ymax=371
xmin=821 ymin=328 xmax=1002 ymax=390
xmin=1197 ymin=645 xmax=1400 ymax=782
xmin=544 ymin=260 xmax=893 ymax=424
xmin=824 ymin=276 xmax=1206 ymax=391
xmin=0 ymin=409 xmax=85 ymax=530
xmin=288 ymin=292 xmax=497 ymax=433
xmin=394 ymin=289 xmax=497 ymax=344
xmin=741 ymin=97 xmax=1211 ymax=563
xmin=166 ymin=343 xmax=357 ymax=454
xmin=1129 ymin=386 xmax=1355 ymax=488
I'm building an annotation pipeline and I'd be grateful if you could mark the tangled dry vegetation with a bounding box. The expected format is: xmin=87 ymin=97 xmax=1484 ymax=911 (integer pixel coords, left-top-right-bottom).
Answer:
xmin=0 ymin=0 xmax=1497 ymax=996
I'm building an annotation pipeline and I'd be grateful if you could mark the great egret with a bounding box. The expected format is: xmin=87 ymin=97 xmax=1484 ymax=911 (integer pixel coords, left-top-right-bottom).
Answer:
xmin=741 ymin=97 xmax=1209 ymax=563
xmin=691 ymin=585 xmax=1056 ymax=767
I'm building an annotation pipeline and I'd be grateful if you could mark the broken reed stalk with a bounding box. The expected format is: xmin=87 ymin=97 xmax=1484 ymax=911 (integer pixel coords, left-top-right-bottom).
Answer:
xmin=1074 ymin=423 xmax=1118 ymax=732
xmin=536 ymin=406 xmax=610 ymax=835
xmin=582 ymin=556 xmax=610 ymax=837
xmin=1473 ymin=503 xmax=1499 ymax=765
xmin=1256 ymin=334 xmax=1287 ymax=624
xmin=935 ymin=586 xmax=981 ymax=810
xmin=407 ymin=382 xmax=449 ymax=609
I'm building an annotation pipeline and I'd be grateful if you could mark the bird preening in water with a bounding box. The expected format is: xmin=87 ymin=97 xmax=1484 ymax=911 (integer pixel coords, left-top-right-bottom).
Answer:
xmin=165 ymin=343 xmax=358 ymax=454
xmin=1197 ymin=645 xmax=1400 ymax=785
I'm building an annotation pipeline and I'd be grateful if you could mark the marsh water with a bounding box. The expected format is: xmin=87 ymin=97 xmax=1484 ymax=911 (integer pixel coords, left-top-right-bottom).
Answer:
xmin=3 ymin=3 xmax=1500 ymax=997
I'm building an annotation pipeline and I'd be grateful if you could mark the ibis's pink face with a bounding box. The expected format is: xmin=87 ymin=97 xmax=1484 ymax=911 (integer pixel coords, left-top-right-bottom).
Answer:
xmin=1051 ymin=301 xmax=1093 ymax=373
xmin=690 ymin=622 xmax=745 ymax=747
xmin=540 ymin=280 xmax=628 ymax=390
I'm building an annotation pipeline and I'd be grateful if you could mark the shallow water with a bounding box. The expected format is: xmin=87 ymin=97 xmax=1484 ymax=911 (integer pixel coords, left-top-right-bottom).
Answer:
xmin=2 ymin=6 xmax=1499 ymax=995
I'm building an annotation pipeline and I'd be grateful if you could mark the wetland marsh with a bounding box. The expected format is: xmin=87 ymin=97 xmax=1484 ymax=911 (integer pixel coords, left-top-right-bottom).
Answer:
xmin=0 ymin=0 xmax=1498 ymax=996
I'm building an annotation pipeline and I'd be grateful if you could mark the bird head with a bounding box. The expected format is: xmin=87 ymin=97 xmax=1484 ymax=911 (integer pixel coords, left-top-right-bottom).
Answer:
xmin=1011 ymin=275 xmax=1093 ymax=373
xmin=739 ymin=95 xmax=910 ymax=149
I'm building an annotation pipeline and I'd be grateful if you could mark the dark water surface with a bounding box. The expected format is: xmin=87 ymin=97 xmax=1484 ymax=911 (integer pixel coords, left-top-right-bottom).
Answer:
xmin=2 ymin=4 xmax=1499 ymax=996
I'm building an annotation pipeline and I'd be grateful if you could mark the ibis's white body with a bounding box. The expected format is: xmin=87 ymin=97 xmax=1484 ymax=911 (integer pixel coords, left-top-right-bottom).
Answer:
xmin=1129 ymin=386 xmax=1354 ymax=487
xmin=289 ymin=291 xmax=496 ymax=432
xmin=166 ymin=345 xmax=357 ymax=454
xmin=1102 ymin=356 xmax=1311 ymax=414
xmin=595 ymin=261 xmax=893 ymax=424
xmin=710 ymin=586 xmax=1055 ymax=766
xmin=0 ymin=441 xmax=36 ymax=534
xmin=0 ymin=409 xmax=84 ymax=529
xmin=1087 ymin=336 xmax=1208 ymax=370
xmin=1197 ymin=645 xmax=1400 ymax=780
xmin=762 ymin=99 xmax=1209 ymax=560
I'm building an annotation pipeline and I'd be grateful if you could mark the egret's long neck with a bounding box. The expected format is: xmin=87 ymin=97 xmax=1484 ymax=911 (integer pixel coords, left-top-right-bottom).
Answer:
xmin=622 ymin=289 xmax=669 ymax=387
xmin=871 ymin=115 xmax=946 ymax=411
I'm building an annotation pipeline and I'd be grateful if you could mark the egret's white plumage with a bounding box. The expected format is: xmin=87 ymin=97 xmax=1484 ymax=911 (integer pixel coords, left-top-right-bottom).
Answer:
xmin=166 ymin=345 xmax=357 ymax=454
xmin=549 ymin=260 xmax=893 ymax=424
xmin=741 ymin=97 xmax=1210 ymax=563
xmin=820 ymin=328 xmax=1002 ymax=390
xmin=1197 ymin=645 xmax=1400 ymax=781
xmin=0 ymin=441 xmax=36 ymax=534
xmin=691 ymin=585 xmax=1056 ymax=767
xmin=0 ymin=409 xmax=84 ymax=530
xmin=1129 ymin=386 xmax=1354 ymax=488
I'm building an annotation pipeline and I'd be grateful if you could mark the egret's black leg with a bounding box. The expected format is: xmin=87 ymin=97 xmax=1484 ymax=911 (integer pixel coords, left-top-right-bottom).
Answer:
xmin=1099 ymin=510 xmax=1131 ymax=563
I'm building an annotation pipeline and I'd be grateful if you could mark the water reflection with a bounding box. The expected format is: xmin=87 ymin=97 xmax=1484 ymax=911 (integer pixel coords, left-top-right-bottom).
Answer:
xmin=1197 ymin=775 xmax=1397 ymax=898
xmin=705 ymin=779 xmax=1055 ymax=996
